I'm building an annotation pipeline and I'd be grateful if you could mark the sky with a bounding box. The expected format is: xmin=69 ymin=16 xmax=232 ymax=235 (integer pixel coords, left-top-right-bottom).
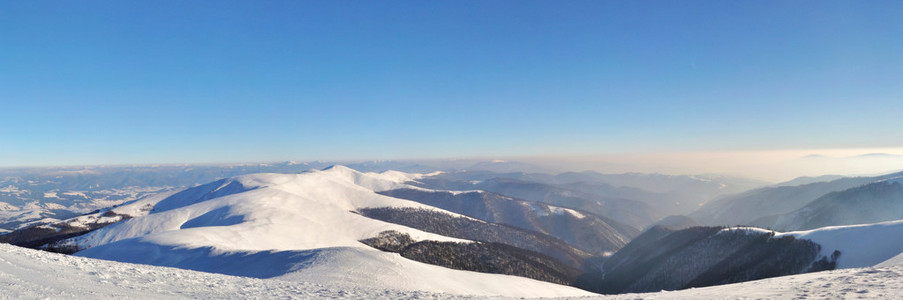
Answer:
xmin=1 ymin=1 xmax=902 ymax=172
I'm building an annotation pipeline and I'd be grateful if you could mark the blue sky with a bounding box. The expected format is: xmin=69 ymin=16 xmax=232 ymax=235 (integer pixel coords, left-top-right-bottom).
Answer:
xmin=1 ymin=1 xmax=902 ymax=167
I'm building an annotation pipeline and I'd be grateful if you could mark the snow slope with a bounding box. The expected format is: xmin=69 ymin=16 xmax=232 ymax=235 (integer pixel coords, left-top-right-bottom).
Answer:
xmin=776 ymin=219 xmax=903 ymax=268
xmin=600 ymin=266 xmax=903 ymax=299
xmin=64 ymin=166 xmax=592 ymax=297
xmin=4 ymin=242 xmax=903 ymax=299
xmin=0 ymin=243 xmax=464 ymax=299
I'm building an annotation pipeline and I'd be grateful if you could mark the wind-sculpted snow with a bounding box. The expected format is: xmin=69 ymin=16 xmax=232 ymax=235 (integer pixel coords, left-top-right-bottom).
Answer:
xmin=58 ymin=166 xmax=594 ymax=297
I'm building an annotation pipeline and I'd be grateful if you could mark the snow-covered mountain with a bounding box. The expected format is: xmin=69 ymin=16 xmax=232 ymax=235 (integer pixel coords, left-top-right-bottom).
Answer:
xmin=0 ymin=160 xmax=435 ymax=230
xmin=596 ymin=219 xmax=903 ymax=293
xmin=6 ymin=164 xmax=903 ymax=297
xmin=377 ymin=188 xmax=639 ymax=254
xmin=415 ymin=170 xmax=766 ymax=218
xmin=777 ymin=219 xmax=903 ymax=269
xmin=23 ymin=166 xmax=593 ymax=297
xmin=0 ymin=190 xmax=178 ymax=249
xmin=414 ymin=176 xmax=665 ymax=229
xmin=3 ymin=241 xmax=903 ymax=299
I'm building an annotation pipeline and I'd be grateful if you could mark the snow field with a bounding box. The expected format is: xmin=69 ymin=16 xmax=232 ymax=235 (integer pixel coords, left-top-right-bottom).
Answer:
xmin=64 ymin=166 xmax=594 ymax=297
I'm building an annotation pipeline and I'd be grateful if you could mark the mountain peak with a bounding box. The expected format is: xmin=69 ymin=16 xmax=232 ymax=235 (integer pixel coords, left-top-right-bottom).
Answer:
xmin=320 ymin=164 xmax=355 ymax=172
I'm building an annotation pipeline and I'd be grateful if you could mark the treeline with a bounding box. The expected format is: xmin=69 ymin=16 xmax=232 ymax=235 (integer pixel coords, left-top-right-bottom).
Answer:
xmin=596 ymin=226 xmax=839 ymax=294
xmin=357 ymin=207 xmax=590 ymax=268
xmin=361 ymin=230 xmax=584 ymax=287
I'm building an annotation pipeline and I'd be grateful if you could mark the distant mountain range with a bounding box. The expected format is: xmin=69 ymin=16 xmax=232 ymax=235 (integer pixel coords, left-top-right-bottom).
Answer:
xmin=3 ymin=166 xmax=602 ymax=296
xmin=0 ymin=160 xmax=768 ymax=231
xmin=761 ymin=179 xmax=903 ymax=231
xmin=693 ymin=171 xmax=903 ymax=231
xmin=4 ymin=163 xmax=903 ymax=296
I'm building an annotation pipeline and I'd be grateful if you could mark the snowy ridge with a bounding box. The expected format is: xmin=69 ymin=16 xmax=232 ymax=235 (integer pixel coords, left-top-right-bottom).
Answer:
xmin=777 ymin=219 xmax=903 ymax=268
xmin=708 ymin=220 xmax=903 ymax=269
xmin=709 ymin=220 xmax=903 ymax=269
xmin=716 ymin=226 xmax=773 ymax=235
xmin=62 ymin=166 xmax=592 ymax=297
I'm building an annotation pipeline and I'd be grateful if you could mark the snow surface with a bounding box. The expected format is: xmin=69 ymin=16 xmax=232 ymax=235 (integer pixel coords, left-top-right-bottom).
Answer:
xmin=64 ymin=166 xmax=592 ymax=297
xmin=877 ymin=252 xmax=903 ymax=267
xmin=0 ymin=243 xmax=468 ymax=299
xmin=597 ymin=266 xmax=903 ymax=299
xmin=777 ymin=219 xmax=903 ymax=268
xmin=709 ymin=221 xmax=903 ymax=270
xmin=0 ymin=201 xmax=18 ymax=211
xmin=4 ymin=242 xmax=903 ymax=299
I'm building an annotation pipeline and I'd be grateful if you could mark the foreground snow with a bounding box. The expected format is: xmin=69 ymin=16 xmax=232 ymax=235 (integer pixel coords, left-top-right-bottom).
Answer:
xmin=599 ymin=267 xmax=903 ymax=299
xmin=0 ymin=243 xmax=465 ymax=299
xmin=3 ymin=242 xmax=903 ymax=299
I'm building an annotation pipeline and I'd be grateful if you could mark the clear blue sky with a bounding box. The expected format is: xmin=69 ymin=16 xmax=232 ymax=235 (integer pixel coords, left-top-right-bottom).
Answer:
xmin=1 ymin=1 xmax=901 ymax=167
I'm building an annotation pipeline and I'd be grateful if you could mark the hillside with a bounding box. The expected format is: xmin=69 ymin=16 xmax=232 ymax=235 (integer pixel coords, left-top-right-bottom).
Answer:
xmin=16 ymin=166 xmax=594 ymax=297
xmin=692 ymin=174 xmax=892 ymax=226
xmin=3 ymin=242 xmax=903 ymax=299
xmin=597 ymin=226 xmax=834 ymax=294
xmin=596 ymin=219 xmax=903 ymax=294
xmin=378 ymin=188 xmax=639 ymax=254
xmin=763 ymin=180 xmax=903 ymax=231
xmin=415 ymin=177 xmax=664 ymax=229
